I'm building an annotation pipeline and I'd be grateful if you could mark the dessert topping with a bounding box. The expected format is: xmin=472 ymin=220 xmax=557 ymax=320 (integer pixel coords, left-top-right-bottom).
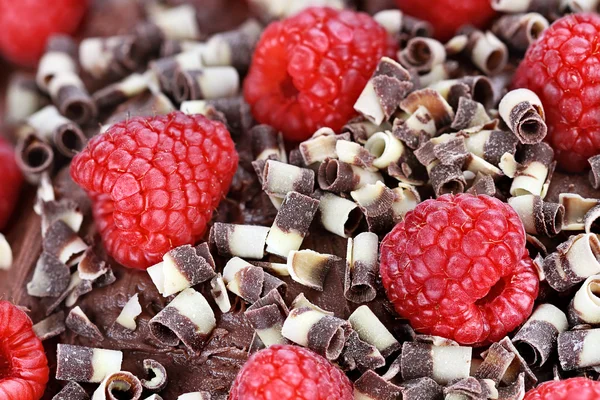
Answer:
xmin=53 ymin=381 xmax=89 ymax=400
xmin=222 ymin=257 xmax=286 ymax=303
xmin=244 ymin=289 xmax=290 ymax=347
xmin=66 ymin=306 xmax=104 ymax=341
xmin=56 ymin=344 xmax=123 ymax=383
xmin=33 ymin=311 xmax=67 ymax=341
xmin=0 ymin=233 xmax=13 ymax=270
xmin=209 ymin=222 xmax=270 ymax=259
xmin=557 ymin=328 xmax=600 ymax=371
xmin=140 ymin=359 xmax=168 ymax=392
xmin=498 ymin=88 xmax=547 ymax=145
xmin=91 ymin=371 xmax=142 ymax=400
xmin=209 ymin=274 xmax=231 ymax=313
xmin=114 ymin=294 xmax=142 ymax=331
xmin=569 ymin=274 xmax=600 ymax=325
xmin=344 ymin=232 xmax=379 ymax=303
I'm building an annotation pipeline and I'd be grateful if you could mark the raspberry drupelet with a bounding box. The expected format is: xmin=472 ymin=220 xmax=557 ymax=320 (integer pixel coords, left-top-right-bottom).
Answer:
xmin=523 ymin=377 xmax=600 ymax=400
xmin=244 ymin=7 xmax=388 ymax=142
xmin=71 ymin=112 xmax=238 ymax=270
xmin=380 ymin=194 xmax=539 ymax=346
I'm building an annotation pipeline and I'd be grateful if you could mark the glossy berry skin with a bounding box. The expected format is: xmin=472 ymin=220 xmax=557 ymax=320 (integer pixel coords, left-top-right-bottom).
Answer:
xmin=0 ymin=137 xmax=23 ymax=232
xmin=244 ymin=7 xmax=388 ymax=142
xmin=380 ymin=194 xmax=539 ymax=346
xmin=0 ymin=301 xmax=49 ymax=400
xmin=229 ymin=345 xmax=353 ymax=400
xmin=0 ymin=0 xmax=88 ymax=67
xmin=71 ymin=112 xmax=238 ymax=270
xmin=512 ymin=13 xmax=600 ymax=173
xmin=395 ymin=0 xmax=496 ymax=41
xmin=524 ymin=377 xmax=600 ymax=400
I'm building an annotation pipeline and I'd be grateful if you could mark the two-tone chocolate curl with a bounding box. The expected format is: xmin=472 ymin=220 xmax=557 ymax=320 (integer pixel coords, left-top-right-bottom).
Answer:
xmin=262 ymin=160 xmax=315 ymax=198
xmin=91 ymin=371 xmax=143 ymax=400
xmin=492 ymin=13 xmax=549 ymax=53
xmin=66 ymin=306 xmax=103 ymax=341
xmin=338 ymin=330 xmax=385 ymax=372
xmin=400 ymin=89 xmax=455 ymax=131
xmin=5 ymin=73 xmax=47 ymax=123
xmin=300 ymin=132 xmax=351 ymax=166
xmin=398 ymin=37 xmax=446 ymax=73
xmin=510 ymin=142 xmax=555 ymax=197
xmin=317 ymin=159 xmax=384 ymax=193
xmin=351 ymin=181 xmax=396 ymax=233
xmin=474 ymin=343 xmax=516 ymax=384
xmin=316 ymin=192 xmax=363 ymax=238
xmin=353 ymin=370 xmax=402 ymax=400
xmin=348 ymin=305 xmax=400 ymax=358
xmin=400 ymin=341 xmax=472 ymax=385
xmin=558 ymin=328 xmax=600 ymax=371
xmin=222 ymin=257 xmax=286 ymax=302
xmin=508 ymin=195 xmax=564 ymax=237
xmin=53 ymin=382 xmax=89 ymax=400
xmin=209 ymin=222 xmax=270 ymax=259
xmin=141 ymin=359 xmax=168 ymax=392
xmin=251 ymin=124 xmax=286 ymax=161
xmin=114 ymin=294 xmax=142 ymax=331
xmin=559 ymin=193 xmax=600 ymax=231
xmin=569 ymin=274 xmax=600 ymax=326
xmin=56 ymin=344 xmax=123 ymax=383
xmin=451 ymin=97 xmax=493 ymax=131
xmin=392 ymin=106 xmax=436 ymax=150
xmin=461 ymin=28 xmax=509 ymax=76
xmin=287 ymin=250 xmax=340 ymax=291
xmin=463 ymin=129 xmax=519 ymax=166
xmin=345 ymin=232 xmax=379 ymax=303
xmin=245 ymin=289 xmax=289 ymax=346
xmin=173 ymin=66 xmax=240 ymax=103
xmin=499 ymin=89 xmax=547 ymax=144
xmin=33 ymin=311 xmax=66 ymax=342
xmin=342 ymin=117 xmax=390 ymax=144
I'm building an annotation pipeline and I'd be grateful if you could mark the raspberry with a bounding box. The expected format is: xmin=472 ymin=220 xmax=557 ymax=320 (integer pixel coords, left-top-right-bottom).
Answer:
xmin=229 ymin=344 xmax=353 ymax=400
xmin=512 ymin=13 xmax=600 ymax=173
xmin=0 ymin=137 xmax=23 ymax=232
xmin=0 ymin=301 xmax=49 ymax=400
xmin=70 ymin=112 xmax=238 ymax=270
xmin=0 ymin=0 xmax=88 ymax=67
xmin=380 ymin=194 xmax=539 ymax=346
xmin=524 ymin=377 xmax=600 ymax=400
xmin=395 ymin=0 xmax=496 ymax=41
xmin=243 ymin=7 xmax=388 ymax=142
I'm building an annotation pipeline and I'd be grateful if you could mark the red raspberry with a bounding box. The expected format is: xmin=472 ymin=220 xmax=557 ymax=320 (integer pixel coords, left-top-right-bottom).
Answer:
xmin=229 ymin=344 xmax=353 ymax=400
xmin=395 ymin=0 xmax=496 ymax=41
xmin=70 ymin=112 xmax=238 ymax=270
xmin=243 ymin=7 xmax=388 ymax=142
xmin=0 ymin=0 xmax=88 ymax=67
xmin=0 ymin=301 xmax=49 ymax=400
xmin=380 ymin=194 xmax=539 ymax=346
xmin=524 ymin=377 xmax=600 ymax=400
xmin=0 ymin=137 xmax=23 ymax=232
xmin=512 ymin=13 xmax=600 ymax=173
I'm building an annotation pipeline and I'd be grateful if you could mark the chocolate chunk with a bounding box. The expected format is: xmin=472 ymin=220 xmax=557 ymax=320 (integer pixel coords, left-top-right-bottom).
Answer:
xmin=43 ymin=220 xmax=87 ymax=264
xmin=141 ymin=359 xmax=168 ymax=391
xmin=27 ymin=252 xmax=71 ymax=298
xmin=344 ymin=232 xmax=378 ymax=303
xmin=66 ymin=306 xmax=104 ymax=341
xmin=53 ymin=382 xmax=89 ymax=400
xmin=56 ymin=344 xmax=123 ymax=383
xmin=33 ymin=311 xmax=66 ymax=341
xmin=210 ymin=274 xmax=231 ymax=313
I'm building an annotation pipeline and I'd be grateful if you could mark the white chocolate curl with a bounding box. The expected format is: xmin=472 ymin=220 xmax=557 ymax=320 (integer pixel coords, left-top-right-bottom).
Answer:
xmin=572 ymin=274 xmax=600 ymax=324
xmin=115 ymin=294 xmax=142 ymax=331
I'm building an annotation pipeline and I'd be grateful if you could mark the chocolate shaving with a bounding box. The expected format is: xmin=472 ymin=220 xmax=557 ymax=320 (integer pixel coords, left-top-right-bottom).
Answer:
xmin=508 ymin=195 xmax=564 ymax=237
xmin=15 ymin=134 xmax=55 ymax=183
xmin=475 ymin=342 xmax=515 ymax=383
xmin=392 ymin=106 xmax=436 ymax=149
xmin=342 ymin=117 xmax=386 ymax=144
xmin=66 ymin=306 xmax=103 ymax=341
xmin=430 ymin=163 xmax=466 ymax=197
xmin=209 ymin=222 xmax=270 ymax=259
xmin=451 ymin=97 xmax=491 ymax=131
xmin=559 ymin=193 xmax=600 ymax=231
xmin=497 ymin=337 xmax=537 ymax=390
xmin=558 ymin=329 xmax=600 ymax=371
xmin=338 ymin=330 xmax=385 ymax=372
xmin=210 ymin=274 xmax=231 ymax=313
xmin=250 ymin=124 xmax=282 ymax=161
xmin=353 ymin=370 xmax=403 ymax=400
xmin=318 ymin=158 xmax=383 ymax=193
xmin=400 ymin=88 xmax=455 ymax=129
xmin=569 ymin=274 xmax=600 ymax=326
xmin=33 ymin=311 xmax=66 ymax=341
xmin=344 ymin=232 xmax=378 ymax=303
xmin=245 ymin=289 xmax=289 ymax=346
xmin=589 ymin=155 xmax=600 ymax=189
xmin=41 ymin=199 xmax=83 ymax=236
xmin=585 ymin=204 xmax=600 ymax=234
xmin=43 ymin=220 xmax=87 ymax=264
xmin=141 ymin=359 xmax=168 ymax=391
xmin=401 ymin=341 xmax=472 ymax=385
xmin=467 ymin=172 xmax=496 ymax=196
xmin=223 ymin=257 xmax=286 ymax=302
xmin=287 ymin=250 xmax=339 ymax=291
xmin=27 ymin=252 xmax=71 ymax=297
xmin=173 ymin=66 xmax=240 ymax=102
xmin=498 ymin=373 xmax=526 ymax=400
xmin=398 ymin=37 xmax=446 ymax=73
xmin=317 ymin=192 xmax=363 ymax=238
xmin=492 ymin=13 xmax=549 ymax=53
xmin=263 ymin=159 xmax=315 ymax=198
xmin=78 ymin=247 xmax=108 ymax=281
xmin=114 ymin=294 xmax=142 ymax=331
xmin=53 ymin=381 xmax=89 ymax=400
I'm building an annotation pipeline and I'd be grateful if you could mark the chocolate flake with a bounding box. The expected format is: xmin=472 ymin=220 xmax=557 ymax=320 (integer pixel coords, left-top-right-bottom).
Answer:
xmin=66 ymin=306 xmax=104 ymax=341
xmin=474 ymin=342 xmax=515 ymax=384
xmin=78 ymin=247 xmax=108 ymax=281
xmin=559 ymin=193 xmax=600 ymax=231
xmin=467 ymin=172 xmax=496 ymax=196
xmin=451 ymin=97 xmax=491 ymax=131
xmin=43 ymin=220 xmax=88 ymax=264
xmin=53 ymin=381 xmax=89 ymax=400
xmin=141 ymin=359 xmax=168 ymax=392
xmin=56 ymin=344 xmax=123 ymax=383
xmin=570 ymin=274 xmax=600 ymax=325
xmin=223 ymin=257 xmax=286 ymax=303
xmin=210 ymin=274 xmax=231 ymax=313
xmin=344 ymin=232 xmax=378 ymax=303
xmin=287 ymin=249 xmax=339 ymax=291
xmin=27 ymin=252 xmax=71 ymax=297
xmin=399 ymin=377 xmax=443 ymax=400
xmin=114 ymin=294 xmax=142 ymax=331
xmin=499 ymin=88 xmax=547 ymax=144
xmin=41 ymin=199 xmax=83 ymax=236
xmin=338 ymin=330 xmax=385 ymax=372
xmin=33 ymin=311 xmax=66 ymax=341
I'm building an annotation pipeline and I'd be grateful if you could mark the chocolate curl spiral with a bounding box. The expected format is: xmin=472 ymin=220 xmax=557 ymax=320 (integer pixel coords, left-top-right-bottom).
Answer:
xmin=15 ymin=134 xmax=54 ymax=184
xmin=318 ymin=159 xmax=384 ymax=193
xmin=568 ymin=274 xmax=600 ymax=326
xmin=510 ymin=143 xmax=555 ymax=197
xmin=398 ymin=37 xmax=446 ymax=73
xmin=558 ymin=328 xmax=600 ymax=371
xmin=146 ymin=4 xmax=202 ymax=41
xmin=342 ymin=117 xmax=390 ymax=144
xmin=400 ymin=341 xmax=472 ymax=385
xmin=5 ymin=73 xmax=47 ymax=123
xmin=492 ymin=13 xmax=549 ymax=53
xmin=344 ymin=232 xmax=378 ymax=303
xmin=173 ymin=66 xmax=240 ymax=102
xmin=462 ymin=28 xmax=509 ymax=76
xmin=499 ymin=89 xmax=547 ymax=145
xmin=559 ymin=193 xmax=600 ymax=231
xmin=91 ymin=371 xmax=143 ymax=400
xmin=508 ymin=195 xmax=564 ymax=237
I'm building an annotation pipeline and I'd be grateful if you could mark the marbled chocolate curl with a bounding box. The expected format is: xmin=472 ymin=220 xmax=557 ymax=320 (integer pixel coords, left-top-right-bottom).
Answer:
xmin=287 ymin=250 xmax=339 ymax=291
xmin=589 ymin=155 xmax=600 ymax=189
xmin=245 ymin=289 xmax=289 ymax=346
xmin=209 ymin=222 xmax=270 ymax=259
xmin=148 ymin=288 xmax=216 ymax=352
xmin=492 ymin=13 xmax=549 ymax=52
xmin=115 ymin=294 xmax=142 ymax=331
xmin=342 ymin=118 xmax=389 ymax=144
xmin=350 ymin=182 xmax=394 ymax=232
xmin=5 ymin=73 xmax=47 ymax=123
xmin=36 ymin=35 xmax=77 ymax=91
xmin=348 ymin=305 xmax=400 ymax=358
xmin=265 ymin=191 xmax=319 ymax=258
xmin=543 ymin=233 xmax=600 ymax=292
xmin=451 ymin=97 xmax=492 ymax=131
xmin=513 ymin=304 xmax=568 ymax=367
xmin=93 ymin=72 xmax=155 ymax=110
xmin=33 ymin=311 xmax=66 ymax=342
xmin=345 ymin=232 xmax=378 ymax=303
xmin=463 ymin=130 xmax=519 ymax=166
xmin=464 ymin=29 xmax=508 ymax=76
xmin=354 ymin=57 xmax=413 ymax=125
xmin=559 ymin=193 xmax=600 ymax=231
xmin=210 ymin=274 xmax=231 ymax=313
xmin=281 ymin=306 xmax=351 ymax=360
xmin=173 ymin=66 xmax=240 ymax=102
xmin=401 ymin=341 xmax=472 ymax=385
xmin=91 ymin=371 xmax=142 ymax=400
xmin=499 ymin=89 xmax=547 ymax=145
xmin=398 ymin=37 xmax=446 ymax=73
xmin=392 ymin=106 xmax=436 ymax=150
xmin=147 ymin=4 xmax=201 ymax=40
xmin=300 ymin=133 xmax=350 ymax=165
xmin=53 ymin=381 xmax=89 ymax=400
xmin=27 ymin=252 xmax=71 ymax=298
xmin=317 ymin=159 xmax=384 ymax=193
xmin=317 ymin=192 xmax=363 ymax=238
xmin=48 ymin=72 xmax=97 ymax=125
xmin=510 ymin=142 xmax=554 ymax=197
xmin=251 ymin=124 xmax=284 ymax=161
xmin=474 ymin=342 xmax=515 ymax=384
xmin=508 ymin=195 xmax=564 ymax=237
xmin=56 ymin=344 xmax=123 ymax=383
xmin=66 ymin=306 xmax=103 ymax=341
xmin=263 ymin=159 xmax=315 ymax=198
xmin=558 ymin=328 xmax=600 ymax=371
xmin=353 ymin=370 xmax=402 ymax=400
xmin=201 ymin=19 xmax=263 ymax=72
xmin=400 ymin=88 xmax=455 ymax=130
xmin=223 ymin=257 xmax=286 ymax=303
xmin=0 ymin=233 xmax=12 ymax=271
xmin=141 ymin=359 xmax=168 ymax=392
xmin=570 ymin=274 xmax=600 ymax=325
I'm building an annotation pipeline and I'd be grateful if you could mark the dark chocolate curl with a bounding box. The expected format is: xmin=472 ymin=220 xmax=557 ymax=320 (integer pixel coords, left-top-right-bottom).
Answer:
xmin=344 ymin=232 xmax=378 ymax=303
xmin=66 ymin=306 xmax=104 ymax=341
xmin=508 ymin=195 xmax=564 ymax=237
xmin=399 ymin=378 xmax=443 ymax=400
xmin=474 ymin=342 xmax=515 ymax=383
xmin=589 ymin=155 xmax=600 ymax=189
xmin=499 ymin=89 xmax=547 ymax=144
xmin=492 ymin=13 xmax=549 ymax=53
xmin=338 ymin=330 xmax=385 ymax=372
xmin=53 ymin=381 xmax=89 ymax=400
xmin=245 ymin=289 xmax=289 ymax=346
xmin=15 ymin=134 xmax=55 ymax=183
xmin=353 ymin=370 xmax=403 ymax=400
xmin=429 ymin=163 xmax=466 ymax=197
xmin=49 ymin=75 xmax=97 ymax=125
xmin=141 ymin=359 xmax=168 ymax=391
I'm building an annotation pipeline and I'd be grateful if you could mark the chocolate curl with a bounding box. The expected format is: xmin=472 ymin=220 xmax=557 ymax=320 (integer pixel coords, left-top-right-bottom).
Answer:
xmin=392 ymin=106 xmax=437 ymax=150
xmin=464 ymin=29 xmax=508 ymax=76
xmin=287 ymin=250 xmax=340 ymax=291
xmin=54 ymin=382 xmax=89 ymax=400
xmin=510 ymin=143 xmax=554 ymax=197
xmin=34 ymin=172 xmax=55 ymax=215
xmin=335 ymin=140 xmax=377 ymax=172
xmin=398 ymin=37 xmax=446 ymax=73
xmin=43 ymin=220 xmax=88 ymax=264
xmin=543 ymin=233 xmax=600 ymax=292
xmin=91 ymin=371 xmax=142 ymax=400
xmin=508 ymin=195 xmax=564 ymax=237
xmin=463 ymin=130 xmax=519 ymax=166
xmin=399 ymin=378 xmax=443 ymax=400
xmin=41 ymin=199 xmax=83 ymax=237
xmin=5 ymin=72 xmax=47 ymax=123
xmin=499 ymin=89 xmax=547 ymax=144
xmin=209 ymin=222 xmax=270 ymax=259
xmin=345 ymin=233 xmax=378 ymax=303
xmin=589 ymin=155 xmax=600 ymax=189
xmin=66 ymin=306 xmax=103 ymax=341
xmin=0 ymin=234 xmax=12 ymax=270
xmin=353 ymin=370 xmax=402 ymax=400
xmin=114 ymin=294 xmax=142 ymax=331
xmin=141 ymin=359 xmax=168 ymax=392
xmin=351 ymin=181 xmax=396 ymax=233
xmin=201 ymin=19 xmax=263 ymax=72
xmin=56 ymin=344 xmax=123 ymax=383
xmin=245 ymin=289 xmax=290 ymax=346
xmin=418 ymin=61 xmax=458 ymax=87
xmin=36 ymin=35 xmax=77 ymax=91
xmin=512 ymin=303 xmax=568 ymax=367
xmin=299 ymin=132 xmax=350 ymax=165
xmin=265 ymin=191 xmax=320 ymax=258
xmin=33 ymin=311 xmax=66 ymax=341
xmin=223 ymin=257 xmax=286 ymax=302
xmin=451 ymin=97 xmax=492 ymax=131
xmin=93 ymin=72 xmax=156 ymax=110
xmin=559 ymin=193 xmax=600 ymax=231
xmin=430 ymin=163 xmax=467 ymax=197
xmin=492 ymin=13 xmax=549 ymax=52
xmin=173 ymin=66 xmax=240 ymax=102
xmin=317 ymin=159 xmax=384 ymax=193
xmin=364 ymin=131 xmax=406 ymax=169
xmin=400 ymin=88 xmax=455 ymax=130
xmin=467 ymin=172 xmax=496 ymax=196
xmin=348 ymin=305 xmax=401 ymax=358
xmin=569 ymin=275 xmax=600 ymax=325
xmin=144 ymin=396 xmax=164 ymax=400
xmin=147 ymin=4 xmax=201 ymax=40
xmin=401 ymin=341 xmax=472 ymax=385
xmin=444 ymin=377 xmax=498 ymax=399
xmin=558 ymin=328 xmax=600 ymax=371
xmin=150 ymin=51 xmax=203 ymax=94
xmin=148 ymin=288 xmax=216 ymax=352
xmin=354 ymin=57 xmax=414 ymax=125
xmin=474 ymin=342 xmax=515 ymax=384
xmin=317 ymin=192 xmax=363 ymax=238
xmin=248 ymin=0 xmax=344 ymax=21
xmin=251 ymin=261 xmax=290 ymax=277
xmin=391 ymin=183 xmax=421 ymax=220
xmin=373 ymin=9 xmax=403 ymax=35
xmin=464 ymin=153 xmax=503 ymax=181
xmin=27 ymin=252 xmax=71 ymax=297
xmin=339 ymin=330 xmax=386 ymax=372
xmin=263 ymin=159 xmax=315 ymax=198
xmin=78 ymin=247 xmax=108 ymax=281
xmin=47 ymin=72 xmax=97 ymax=125
xmin=491 ymin=0 xmax=560 ymax=14
xmin=560 ymin=0 xmax=600 ymax=12
xmin=342 ymin=118 xmax=390 ymax=144
xmin=146 ymin=243 xmax=216 ymax=297
xmin=281 ymin=306 xmax=351 ymax=360
xmin=79 ymin=35 xmax=147 ymax=80
xmin=251 ymin=124 xmax=285 ymax=161
xmin=210 ymin=274 xmax=231 ymax=313
xmin=498 ymin=373 xmax=526 ymax=400
xmin=497 ymin=337 xmax=537 ymax=389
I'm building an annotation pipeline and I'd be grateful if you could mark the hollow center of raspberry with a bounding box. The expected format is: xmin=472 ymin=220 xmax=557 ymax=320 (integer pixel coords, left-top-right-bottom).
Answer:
xmin=280 ymin=74 xmax=299 ymax=98
xmin=0 ymin=344 xmax=12 ymax=379
xmin=475 ymin=278 xmax=507 ymax=306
